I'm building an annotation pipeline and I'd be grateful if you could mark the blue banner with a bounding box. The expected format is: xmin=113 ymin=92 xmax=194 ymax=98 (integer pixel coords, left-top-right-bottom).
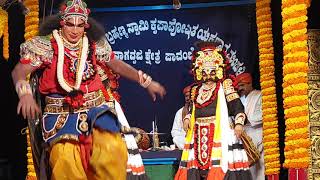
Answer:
xmin=92 ymin=3 xmax=254 ymax=144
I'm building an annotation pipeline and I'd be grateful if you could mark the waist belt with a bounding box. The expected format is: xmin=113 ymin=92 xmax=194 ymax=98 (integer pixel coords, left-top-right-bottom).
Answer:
xmin=44 ymin=90 xmax=109 ymax=113
xmin=45 ymin=90 xmax=102 ymax=105
xmin=196 ymin=116 xmax=216 ymax=124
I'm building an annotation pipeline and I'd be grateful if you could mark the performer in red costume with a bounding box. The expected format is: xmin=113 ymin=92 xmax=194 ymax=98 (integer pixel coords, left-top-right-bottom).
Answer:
xmin=11 ymin=0 xmax=166 ymax=179
xmin=174 ymin=42 xmax=252 ymax=180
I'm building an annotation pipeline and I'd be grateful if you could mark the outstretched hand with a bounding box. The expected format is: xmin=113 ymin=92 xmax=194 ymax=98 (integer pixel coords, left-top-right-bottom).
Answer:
xmin=17 ymin=94 xmax=41 ymax=120
xmin=146 ymin=81 xmax=166 ymax=101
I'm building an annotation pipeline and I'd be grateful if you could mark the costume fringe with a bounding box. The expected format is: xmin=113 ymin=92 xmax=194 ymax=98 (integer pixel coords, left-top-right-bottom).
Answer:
xmin=115 ymin=101 xmax=149 ymax=179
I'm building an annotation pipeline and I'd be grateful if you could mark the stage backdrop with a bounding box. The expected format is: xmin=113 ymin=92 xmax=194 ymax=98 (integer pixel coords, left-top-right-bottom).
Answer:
xmin=91 ymin=1 xmax=256 ymax=144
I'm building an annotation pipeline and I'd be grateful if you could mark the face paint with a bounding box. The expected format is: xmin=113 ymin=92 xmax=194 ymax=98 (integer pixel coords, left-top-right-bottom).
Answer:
xmin=202 ymin=67 xmax=216 ymax=82
xmin=61 ymin=16 xmax=85 ymax=44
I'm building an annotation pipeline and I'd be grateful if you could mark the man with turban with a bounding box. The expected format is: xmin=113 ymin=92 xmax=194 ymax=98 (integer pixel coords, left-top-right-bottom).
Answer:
xmin=236 ymin=72 xmax=265 ymax=180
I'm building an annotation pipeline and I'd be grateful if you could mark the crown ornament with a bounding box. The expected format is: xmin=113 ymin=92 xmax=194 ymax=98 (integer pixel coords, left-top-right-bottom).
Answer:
xmin=192 ymin=42 xmax=228 ymax=82
xmin=60 ymin=0 xmax=90 ymax=23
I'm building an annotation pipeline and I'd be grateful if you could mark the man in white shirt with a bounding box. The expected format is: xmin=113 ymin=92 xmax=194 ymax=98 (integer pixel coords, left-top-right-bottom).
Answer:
xmin=171 ymin=86 xmax=191 ymax=150
xmin=236 ymin=73 xmax=265 ymax=180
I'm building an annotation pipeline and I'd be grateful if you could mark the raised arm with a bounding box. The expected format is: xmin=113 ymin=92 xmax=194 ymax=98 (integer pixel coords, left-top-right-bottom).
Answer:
xmin=95 ymin=37 xmax=166 ymax=101
xmin=106 ymin=59 xmax=166 ymax=101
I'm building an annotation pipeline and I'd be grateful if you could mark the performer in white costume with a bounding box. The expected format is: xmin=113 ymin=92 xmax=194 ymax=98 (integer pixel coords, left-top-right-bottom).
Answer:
xmin=171 ymin=86 xmax=191 ymax=150
xmin=237 ymin=73 xmax=265 ymax=180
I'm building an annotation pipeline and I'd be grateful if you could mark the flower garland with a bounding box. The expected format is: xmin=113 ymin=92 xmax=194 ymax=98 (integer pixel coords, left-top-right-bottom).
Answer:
xmin=194 ymin=82 xmax=220 ymax=108
xmin=25 ymin=128 xmax=36 ymax=180
xmin=281 ymin=0 xmax=311 ymax=169
xmin=0 ymin=9 xmax=5 ymax=38
xmin=52 ymin=29 xmax=88 ymax=93
xmin=23 ymin=0 xmax=39 ymax=179
xmin=24 ymin=0 xmax=39 ymax=41
xmin=0 ymin=8 xmax=9 ymax=60
xmin=53 ymin=29 xmax=90 ymax=109
xmin=256 ymin=0 xmax=280 ymax=176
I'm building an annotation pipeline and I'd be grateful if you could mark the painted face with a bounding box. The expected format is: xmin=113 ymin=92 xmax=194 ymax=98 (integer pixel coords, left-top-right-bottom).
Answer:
xmin=238 ymin=82 xmax=253 ymax=97
xmin=61 ymin=16 xmax=85 ymax=44
xmin=202 ymin=67 xmax=217 ymax=82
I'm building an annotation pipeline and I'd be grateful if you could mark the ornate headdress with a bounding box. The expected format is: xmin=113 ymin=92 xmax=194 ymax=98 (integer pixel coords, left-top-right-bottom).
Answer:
xmin=191 ymin=42 xmax=229 ymax=82
xmin=60 ymin=0 xmax=90 ymax=23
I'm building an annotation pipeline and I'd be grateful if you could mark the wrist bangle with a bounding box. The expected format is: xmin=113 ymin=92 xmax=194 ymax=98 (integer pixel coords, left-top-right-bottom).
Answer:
xmin=235 ymin=113 xmax=246 ymax=125
xmin=15 ymin=80 xmax=32 ymax=98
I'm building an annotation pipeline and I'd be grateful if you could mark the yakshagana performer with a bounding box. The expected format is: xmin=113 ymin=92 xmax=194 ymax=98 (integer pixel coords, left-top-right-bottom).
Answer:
xmin=174 ymin=42 xmax=252 ymax=180
xmin=11 ymin=0 xmax=166 ymax=179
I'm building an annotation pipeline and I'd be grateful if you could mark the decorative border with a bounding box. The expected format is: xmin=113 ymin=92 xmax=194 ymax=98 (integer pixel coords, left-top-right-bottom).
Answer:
xmin=256 ymin=0 xmax=280 ymax=175
xmin=307 ymin=29 xmax=320 ymax=178
xmin=281 ymin=0 xmax=310 ymax=169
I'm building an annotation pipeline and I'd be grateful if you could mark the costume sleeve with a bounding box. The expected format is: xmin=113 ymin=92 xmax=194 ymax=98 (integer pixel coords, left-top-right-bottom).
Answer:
xmin=19 ymin=36 xmax=53 ymax=68
xmin=171 ymin=108 xmax=186 ymax=149
xmin=222 ymin=78 xmax=247 ymax=125
xmin=95 ymin=38 xmax=114 ymax=64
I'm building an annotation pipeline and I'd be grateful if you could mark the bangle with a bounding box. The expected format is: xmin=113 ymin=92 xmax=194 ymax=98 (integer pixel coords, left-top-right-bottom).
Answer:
xmin=15 ymin=80 xmax=32 ymax=98
xmin=138 ymin=70 xmax=152 ymax=88
xmin=235 ymin=113 xmax=246 ymax=125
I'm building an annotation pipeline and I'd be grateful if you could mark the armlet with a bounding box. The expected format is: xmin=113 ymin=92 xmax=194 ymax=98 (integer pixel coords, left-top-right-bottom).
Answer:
xmin=223 ymin=78 xmax=239 ymax=102
xmin=96 ymin=38 xmax=113 ymax=63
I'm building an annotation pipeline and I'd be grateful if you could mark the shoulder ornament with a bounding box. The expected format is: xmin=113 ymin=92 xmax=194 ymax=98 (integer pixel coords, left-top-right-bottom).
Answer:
xmin=20 ymin=35 xmax=53 ymax=66
xmin=96 ymin=38 xmax=113 ymax=63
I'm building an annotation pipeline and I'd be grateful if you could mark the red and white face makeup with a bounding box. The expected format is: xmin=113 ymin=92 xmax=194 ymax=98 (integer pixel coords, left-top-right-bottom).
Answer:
xmin=61 ymin=16 xmax=85 ymax=44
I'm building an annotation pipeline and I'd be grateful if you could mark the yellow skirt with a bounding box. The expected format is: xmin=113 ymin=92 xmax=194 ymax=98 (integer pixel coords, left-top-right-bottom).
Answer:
xmin=49 ymin=128 xmax=128 ymax=180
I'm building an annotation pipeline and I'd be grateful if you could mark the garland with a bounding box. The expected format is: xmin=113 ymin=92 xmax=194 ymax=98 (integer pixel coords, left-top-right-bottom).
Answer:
xmin=0 ymin=9 xmax=5 ymax=38
xmin=24 ymin=0 xmax=39 ymax=41
xmin=281 ymin=0 xmax=311 ymax=169
xmin=0 ymin=8 xmax=9 ymax=60
xmin=23 ymin=0 xmax=39 ymax=179
xmin=53 ymin=29 xmax=88 ymax=93
xmin=256 ymin=0 xmax=280 ymax=175
xmin=25 ymin=128 xmax=36 ymax=180
xmin=194 ymin=82 xmax=220 ymax=108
